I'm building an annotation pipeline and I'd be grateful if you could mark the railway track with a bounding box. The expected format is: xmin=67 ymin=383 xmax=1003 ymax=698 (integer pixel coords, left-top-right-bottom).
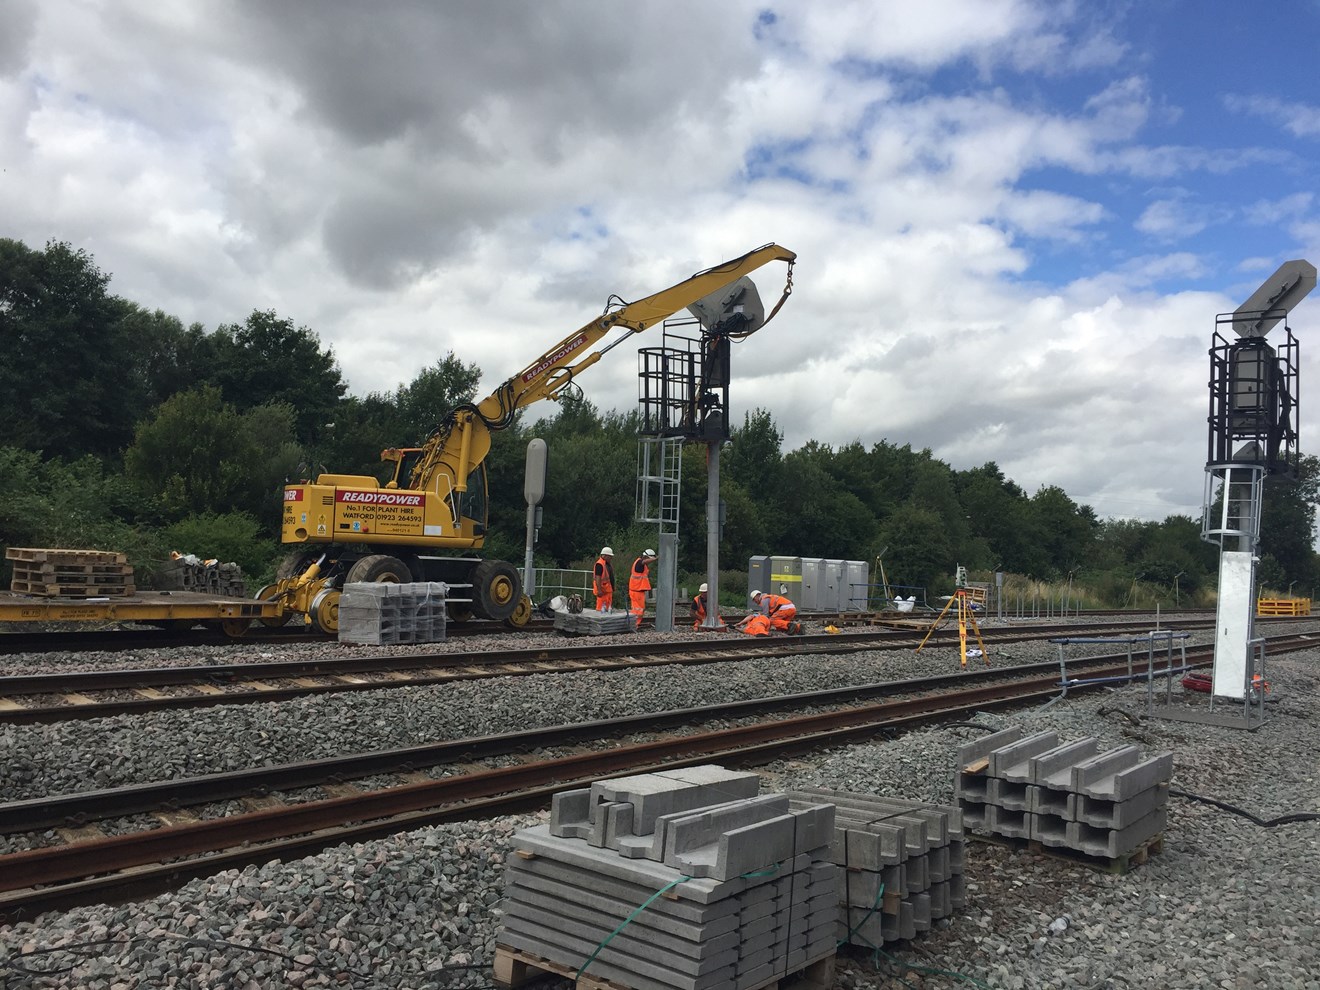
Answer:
xmin=5 ymin=632 xmax=1310 ymax=922
xmin=0 ymin=618 xmax=1223 ymax=724
xmin=0 ymin=608 xmax=1215 ymax=654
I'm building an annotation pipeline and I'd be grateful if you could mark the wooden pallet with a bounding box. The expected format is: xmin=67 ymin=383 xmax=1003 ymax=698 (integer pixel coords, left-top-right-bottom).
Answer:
xmin=5 ymin=547 xmax=128 ymax=565
xmin=11 ymin=562 xmax=132 ymax=577
xmin=493 ymin=945 xmax=835 ymax=990
xmin=971 ymin=830 xmax=1163 ymax=875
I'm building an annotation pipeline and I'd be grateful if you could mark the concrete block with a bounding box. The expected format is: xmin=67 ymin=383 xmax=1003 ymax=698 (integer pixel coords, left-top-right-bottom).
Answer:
xmin=504 ymin=874 xmax=740 ymax=943
xmin=1078 ymin=752 xmax=1174 ymax=802
xmin=910 ymin=891 xmax=932 ymax=932
xmin=988 ymin=731 xmax=1061 ymax=780
xmin=667 ymin=813 xmax=796 ymax=880
xmin=949 ymin=872 xmax=966 ymax=909
xmin=789 ymin=788 xmax=960 ymax=843
xmin=904 ymin=851 xmax=929 ymax=893
xmin=1067 ymin=806 xmax=1167 ymax=858
xmin=986 ymin=776 xmax=1031 ymax=811
xmin=985 ymin=804 xmax=1033 ymax=840
xmin=1030 ymin=812 xmax=1069 ymax=848
xmin=1068 ymin=746 xmax=1140 ymax=794
xmin=506 ymin=854 xmax=739 ymax=922
xmin=790 ymin=803 xmax=836 ymax=855
xmin=830 ymin=824 xmax=908 ymax=869
xmin=927 ymin=879 xmax=952 ymax=919
xmin=512 ymin=825 xmax=747 ymax=904
xmin=1028 ymin=738 xmax=1100 ymax=786
xmin=502 ymin=898 xmax=741 ymax=961
xmin=841 ymin=864 xmax=904 ymax=906
xmin=500 ymin=916 xmax=740 ymax=975
xmin=548 ymin=787 xmax=591 ymax=837
xmin=957 ymin=725 xmax=1024 ymax=770
xmin=957 ymin=797 xmax=988 ymax=830
xmin=826 ymin=806 xmax=930 ymax=857
xmin=1077 ymin=782 xmax=1168 ymax=830
xmin=1026 ymin=784 xmax=1075 ymax=820
xmin=949 ymin=838 xmax=964 ymax=873
xmin=739 ymin=896 xmax=778 ymax=924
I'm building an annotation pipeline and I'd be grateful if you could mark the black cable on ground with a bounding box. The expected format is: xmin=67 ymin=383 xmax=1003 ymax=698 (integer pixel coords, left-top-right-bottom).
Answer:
xmin=944 ymin=721 xmax=1000 ymax=732
xmin=1170 ymin=788 xmax=1320 ymax=827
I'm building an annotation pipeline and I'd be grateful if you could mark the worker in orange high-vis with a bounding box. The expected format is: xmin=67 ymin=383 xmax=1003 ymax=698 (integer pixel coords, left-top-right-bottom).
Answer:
xmin=629 ymin=549 xmax=657 ymax=629
xmin=692 ymin=583 xmax=725 ymax=630
xmin=593 ymin=547 xmax=615 ymax=612
xmin=735 ymin=612 xmax=771 ymax=636
xmin=751 ymin=589 xmax=800 ymax=633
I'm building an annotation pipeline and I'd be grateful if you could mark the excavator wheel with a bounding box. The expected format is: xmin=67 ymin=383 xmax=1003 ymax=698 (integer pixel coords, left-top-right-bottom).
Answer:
xmin=345 ymin=554 xmax=412 ymax=585
xmin=311 ymin=588 xmax=340 ymax=635
xmin=255 ymin=583 xmax=293 ymax=628
xmin=504 ymin=594 xmax=533 ymax=628
xmin=470 ymin=559 xmax=521 ymax=622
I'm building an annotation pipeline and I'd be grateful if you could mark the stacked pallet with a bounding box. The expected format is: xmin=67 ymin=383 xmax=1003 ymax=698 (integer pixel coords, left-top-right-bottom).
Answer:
xmin=338 ymin=581 xmax=448 ymax=645
xmin=157 ymin=553 xmax=246 ymax=597
xmin=6 ymin=547 xmax=135 ymax=597
xmin=955 ymin=726 xmax=1172 ymax=867
xmin=554 ymin=608 xmax=636 ymax=635
xmin=496 ymin=766 xmax=839 ymax=990
xmin=787 ymin=787 xmax=966 ymax=947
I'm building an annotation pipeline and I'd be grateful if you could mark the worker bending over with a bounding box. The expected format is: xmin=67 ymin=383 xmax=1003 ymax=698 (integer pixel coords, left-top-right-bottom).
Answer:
xmin=692 ymin=583 xmax=725 ymax=630
xmin=593 ymin=547 xmax=615 ymax=612
xmin=629 ymin=549 xmax=657 ymax=630
xmin=751 ymin=589 xmax=801 ymax=634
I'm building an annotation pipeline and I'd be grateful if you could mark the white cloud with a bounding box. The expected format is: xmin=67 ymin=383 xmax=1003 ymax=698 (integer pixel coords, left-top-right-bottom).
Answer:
xmin=3 ymin=0 xmax=1319 ymax=530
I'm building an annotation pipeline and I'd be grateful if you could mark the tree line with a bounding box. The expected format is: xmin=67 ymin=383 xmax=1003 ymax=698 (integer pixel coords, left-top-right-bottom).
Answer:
xmin=3 ymin=237 xmax=1318 ymax=604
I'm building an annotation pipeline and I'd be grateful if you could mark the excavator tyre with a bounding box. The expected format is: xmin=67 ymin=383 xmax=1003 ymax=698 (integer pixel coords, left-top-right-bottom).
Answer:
xmin=470 ymin=559 xmax=522 ymax=621
xmin=346 ymin=554 xmax=411 ymax=584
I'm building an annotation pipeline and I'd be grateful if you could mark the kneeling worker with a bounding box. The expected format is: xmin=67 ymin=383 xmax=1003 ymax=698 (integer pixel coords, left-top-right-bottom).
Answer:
xmin=692 ymin=583 xmax=725 ymax=630
xmin=751 ymin=589 xmax=800 ymax=634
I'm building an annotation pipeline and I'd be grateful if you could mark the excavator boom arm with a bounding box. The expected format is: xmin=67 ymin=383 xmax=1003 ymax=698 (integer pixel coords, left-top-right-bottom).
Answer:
xmin=412 ymin=243 xmax=796 ymax=493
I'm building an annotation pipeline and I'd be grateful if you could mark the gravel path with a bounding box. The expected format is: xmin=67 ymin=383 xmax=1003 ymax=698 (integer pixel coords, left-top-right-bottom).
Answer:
xmin=2 ymin=619 xmax=1318 ymax=989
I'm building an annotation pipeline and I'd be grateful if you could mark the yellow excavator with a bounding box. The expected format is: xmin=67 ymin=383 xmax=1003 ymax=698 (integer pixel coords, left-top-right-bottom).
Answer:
xmin=261 ymin=243 xmax=796 ymax=633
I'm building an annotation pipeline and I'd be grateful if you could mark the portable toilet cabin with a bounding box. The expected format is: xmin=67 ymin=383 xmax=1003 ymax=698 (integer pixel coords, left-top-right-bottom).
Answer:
xmin=799 ymin=557 xmax=825 ymax=610
xmin=842 ymin=560 xmax=870 ymax=611
xmin=748 ymin=555 xmax=802 ymax=607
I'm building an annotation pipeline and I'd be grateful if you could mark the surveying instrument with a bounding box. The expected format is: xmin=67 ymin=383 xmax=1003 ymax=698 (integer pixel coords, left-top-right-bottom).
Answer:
xmin=916 ymin=572 xmax=990 ymax=667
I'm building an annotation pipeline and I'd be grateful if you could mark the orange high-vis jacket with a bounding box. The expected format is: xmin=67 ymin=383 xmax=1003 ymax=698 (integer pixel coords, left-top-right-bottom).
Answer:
xmin=593 ymin=556 xmax=614 ymax=601
xmin=760 ymin=593 xmax=795 ymax=616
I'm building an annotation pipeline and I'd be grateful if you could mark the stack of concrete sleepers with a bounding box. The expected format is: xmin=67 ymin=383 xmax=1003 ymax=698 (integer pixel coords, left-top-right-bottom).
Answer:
xmin=337 ymin=581 xmax=447 ymax=645
xmin=553 ymin=608 xmax=636 ymax=635
xmin=955 ymin=726 xmax=1172 ymax=864
xmin=787 ymin=787 xmax=965 ymax=947
xmin=495 ymin=766 xmax=840 ymax=990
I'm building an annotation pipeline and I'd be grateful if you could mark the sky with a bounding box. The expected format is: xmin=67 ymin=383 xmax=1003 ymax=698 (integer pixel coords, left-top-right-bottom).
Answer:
xmin=3 ymin=0 xmax=1320 ymax=525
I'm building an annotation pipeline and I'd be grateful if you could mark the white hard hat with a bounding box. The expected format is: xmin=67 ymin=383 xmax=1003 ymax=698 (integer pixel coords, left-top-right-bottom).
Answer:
xmin=644 ymin=548 xmax=656 ymax=558
xmin=600 ymin=546 xmax=614 ymax=556
xmin=699 ymin=583 xmax=708 ymax=593
xmin=751 ymin=590 xmax=762 ymax=599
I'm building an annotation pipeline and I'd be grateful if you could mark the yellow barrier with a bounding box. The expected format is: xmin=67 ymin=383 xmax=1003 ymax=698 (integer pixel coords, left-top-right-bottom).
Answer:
xmin=1257 ymin=597 xmax=1312 ymax=617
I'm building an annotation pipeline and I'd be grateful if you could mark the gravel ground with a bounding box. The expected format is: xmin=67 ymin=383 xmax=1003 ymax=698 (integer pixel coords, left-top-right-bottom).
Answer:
xmin=2 ymin=617 xmax=1319 ymax=989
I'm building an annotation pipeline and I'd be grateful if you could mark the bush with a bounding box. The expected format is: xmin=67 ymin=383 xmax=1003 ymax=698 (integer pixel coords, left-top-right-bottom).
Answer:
xmin=160 ymin=512 xmax=280 ymax=585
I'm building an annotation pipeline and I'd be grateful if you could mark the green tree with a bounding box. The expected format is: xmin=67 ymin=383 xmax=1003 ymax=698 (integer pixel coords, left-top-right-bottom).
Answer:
xmin=1260 ymin=454 xmax=1320 ymax=590
xmin=0 ymin=239 xmax=141 ymax=458
xmin=209 ymin=310 xmax=346 ymax=445
xmin=124 ymin=385 xmax=299 ymax=524
xmin=724 ymin=409 xmax=784 ymax=497
xmin=394 ymin=353 xmax=483 ymax=445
